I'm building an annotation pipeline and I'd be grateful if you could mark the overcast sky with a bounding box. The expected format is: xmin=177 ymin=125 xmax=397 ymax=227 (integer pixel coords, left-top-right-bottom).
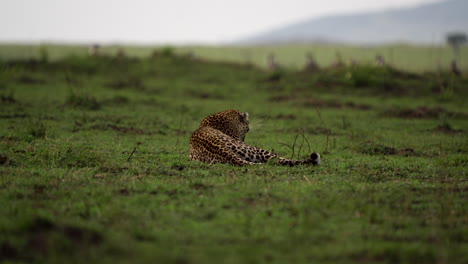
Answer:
xmin=0 ymin=0 xmax=442 ymax=44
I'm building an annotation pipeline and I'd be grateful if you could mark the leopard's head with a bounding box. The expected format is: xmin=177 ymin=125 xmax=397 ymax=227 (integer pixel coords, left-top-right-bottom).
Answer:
xmin=199 ymin=110 xmax=250 ymax=141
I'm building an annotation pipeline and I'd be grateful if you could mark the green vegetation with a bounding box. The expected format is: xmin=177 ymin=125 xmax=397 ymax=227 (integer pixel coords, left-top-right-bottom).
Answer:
xmin=1 ymin=43 xmax=467 ymax=72
xmin=0 ymin=46 xmax=467 ymax=264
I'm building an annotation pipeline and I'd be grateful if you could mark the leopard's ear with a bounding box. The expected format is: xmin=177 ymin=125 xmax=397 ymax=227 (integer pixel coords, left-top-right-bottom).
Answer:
xmin=240 ymin=112 xmax=249 ymax=122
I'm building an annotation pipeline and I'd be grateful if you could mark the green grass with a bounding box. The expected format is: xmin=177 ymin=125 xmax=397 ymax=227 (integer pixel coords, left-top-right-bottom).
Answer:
xmin=0 ymin=48 xmax=467 ymax=264
xmin=1 ymin=43 xmax=467 ymax=72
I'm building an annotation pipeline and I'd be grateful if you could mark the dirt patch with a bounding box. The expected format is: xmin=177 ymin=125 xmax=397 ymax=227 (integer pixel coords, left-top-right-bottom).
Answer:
xmin=0 ymin=136 xmax=20 ymax=144
xmin=118 ymin=188 xmax=130 ymax=196
xmin=303 ymin=98 xmax=342 ymax=108
xmin=282 ymin=126 xmax=333 ymax=135
xmin=304 ymin=98 xmax=372 ymax=110
xmin=343 ymin=101 xmax=373 ymax=110
xmin=0 ymin=113 xmax=28 ymax=119
xmin=62 ymin=225 xmax=102 ymax=245
xmin=383 ymin=106 xmax=468 ymax=119
xmin=307 ymin=126 xmax=333 ymax=135
xmin=23 ymin=217 xmax=103 ymax=258
xmin=264 ymin=71 xmax=282 ymax=82
xmin=0 ymin=94 xmax=17 ymax=103
xmin=275 ymin=114 xmax=297 ymax=120
xmin=434 ymin=124 xmax=463 ymax=134
xmin=356 ymin=141 xmax=418 ymax=156
xmin=190 ymin=183 xmax=214 ymax=190
xmin=240 ymin=192 xmax=281 ymax=208
xmin=397 ymin=148 xmax=418 ymax=156
xmin=146 ymin=186 xmax=185 ymax=197
xmin=165 ymin=189 xmax=180 ymax=197
xmin=186 ymin=90 xmax=225 ymax=100
xmin=102 ymin=95 xmax=130 ymax=105
xmin=361 ymin=144 xmax=398 ymax=155
xmin=91 ymin=124 xmax=147 ymax=135
xmin=26 ymin=217 xmax=56 ymax=233
xmin=0 ymin=154 xmax=8 ymax=165
xmin=33 ymin=184 xmax=47 ymax=195
xmin=117 ymin=188 xmax=157 ymax=196
xmin=241 ymin=197 xmax=257 ymax=207
xmin=269 ymin=95 xmax=372 ymax=110
xmin=269 ymin=95 xmax=296 ymax=102
xmin=6 ymin=59 xmax=43 ymax=70
xmin=171 ymin=164 xmax=185 ymax=171
xmin=108 ymin=125 xmax=145 ymax=134
xmin=65 ymin=94 xmax=101 ymax=110
xmin=0 ymin=242 xmax=18 ymax=261
xmin=106 ymin=78 xmax=145 ymax=91
xmin=98 ymin=166 xmax=128 ymax=174
xmin=16 ymin=75 xmax=46 ymax=85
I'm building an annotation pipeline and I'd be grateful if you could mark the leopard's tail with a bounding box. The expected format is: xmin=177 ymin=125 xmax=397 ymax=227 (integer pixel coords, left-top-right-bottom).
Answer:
xmin=276 ymin=152 xmax=321 ymax=167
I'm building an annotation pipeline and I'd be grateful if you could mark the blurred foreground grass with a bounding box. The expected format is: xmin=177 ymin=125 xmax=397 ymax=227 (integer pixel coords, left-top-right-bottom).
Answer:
xmin=0 ymin=47 xmax=467 ymax=263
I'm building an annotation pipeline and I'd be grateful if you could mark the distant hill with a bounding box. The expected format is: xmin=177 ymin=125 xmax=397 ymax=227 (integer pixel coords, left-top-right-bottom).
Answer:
xmin=239 ymin=0 xmax=468 ymax=44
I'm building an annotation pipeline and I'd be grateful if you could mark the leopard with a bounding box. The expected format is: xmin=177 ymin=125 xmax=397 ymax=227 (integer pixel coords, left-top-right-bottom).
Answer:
xmin=190 ymin=109 xmax=321 ymax=166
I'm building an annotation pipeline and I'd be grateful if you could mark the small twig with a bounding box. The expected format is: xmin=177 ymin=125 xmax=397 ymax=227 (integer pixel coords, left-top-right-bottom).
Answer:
xmin=280 ymin=131 xmax=309 ymax=160
xmin=279 ymin=140 xmax=295 ymax=159
xmin=299 ymin=129 xmax=311 ymax=154
xmin=279 ymin=142 xmax=293 ymax=153
xmin=290 ymin=134 xmax=299 ymax=159
xmin=297 ymin=129 xmax=312 ymax=160
xmin=174 ymin=111 xmax=185 ymax=148
xmin=127 ymin=142 xmax=142 ymax=162
xmin=315 ymin=107 xmax=330 ymax=153
xmin=297 ymin=131 xmax=305 ymax=160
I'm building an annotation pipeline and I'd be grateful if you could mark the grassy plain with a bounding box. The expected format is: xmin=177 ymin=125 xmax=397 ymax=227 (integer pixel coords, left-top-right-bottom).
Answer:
xmin=0 ymin=43 xmax=467 ymax=72
xmin=0 ymin=46 xmax=467 ymax=263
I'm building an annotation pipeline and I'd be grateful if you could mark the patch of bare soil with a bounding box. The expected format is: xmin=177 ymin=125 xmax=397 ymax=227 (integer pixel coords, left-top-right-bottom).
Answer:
xmin=343 ymin=101 xmax=373 ymax=110
xmin=0 ymin=113 xmax=28 ymax=119
xmin=269 ymin=95 xmax=372 ymax=110
xmin=398 ymin=148 xmax=418 ymax=156
xmin=118 ymin=188 xmax=130 ymax=196
xmin=434 ymin=124 xmax=463 ymax=134
xmin=16 ymin=75 xmax=46 ymax=85
xmin=268 ymin=95 xmax=296 ymax=102
xmin=383 ymin=106 xmax=468 ymax=119
xmin=387 ymin=67 xmax=422 ymax=80
xmin=171 ymin=164 xmax=185 ymax=171
xmin=0 ymin=242 xmax=18 ymax=261
xmin=190 ymin=183 xmax=214 ymax=191
xmin=264 ymin=71 xmax=282 ymax=82
xmin=303 ymin=98 xmax=372 ymax=110
xmin=99 ymin=166 xmax=129 ymax=174
xmin=108 ymin=124 xmax=145 ymax=134
xmin=0 ymin=94 xmax=17 ymax=103
xmin=106 ymin=78 xmax=145 ymax=91
xmin=91 ymin=124 xmax=147 ymax=134
xmin=274 ymin=114 xmax=297 ymax=120
xmin=0 ymin=154 xmax=8 ymax=165
xmin=102 ymin=95 xmax=130 ymax=105
xmin=357 ymin=141 xmax=419 ymax=156
xmin=186 ymin=90 xmax=225 ymax=100
xmin=13 ymin=217 xmax=103 ymax=260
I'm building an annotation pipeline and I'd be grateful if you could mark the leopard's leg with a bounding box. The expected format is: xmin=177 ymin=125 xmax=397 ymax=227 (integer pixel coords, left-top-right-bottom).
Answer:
xmin=222 ymin=150 xmax=259 ymax=166
xmin=191 ymin=141 xmax=256 ymax=166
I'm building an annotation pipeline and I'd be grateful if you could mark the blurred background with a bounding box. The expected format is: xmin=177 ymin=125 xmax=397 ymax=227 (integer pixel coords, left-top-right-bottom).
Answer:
xmin=0 ymin=0 xmax=466 ymax=72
